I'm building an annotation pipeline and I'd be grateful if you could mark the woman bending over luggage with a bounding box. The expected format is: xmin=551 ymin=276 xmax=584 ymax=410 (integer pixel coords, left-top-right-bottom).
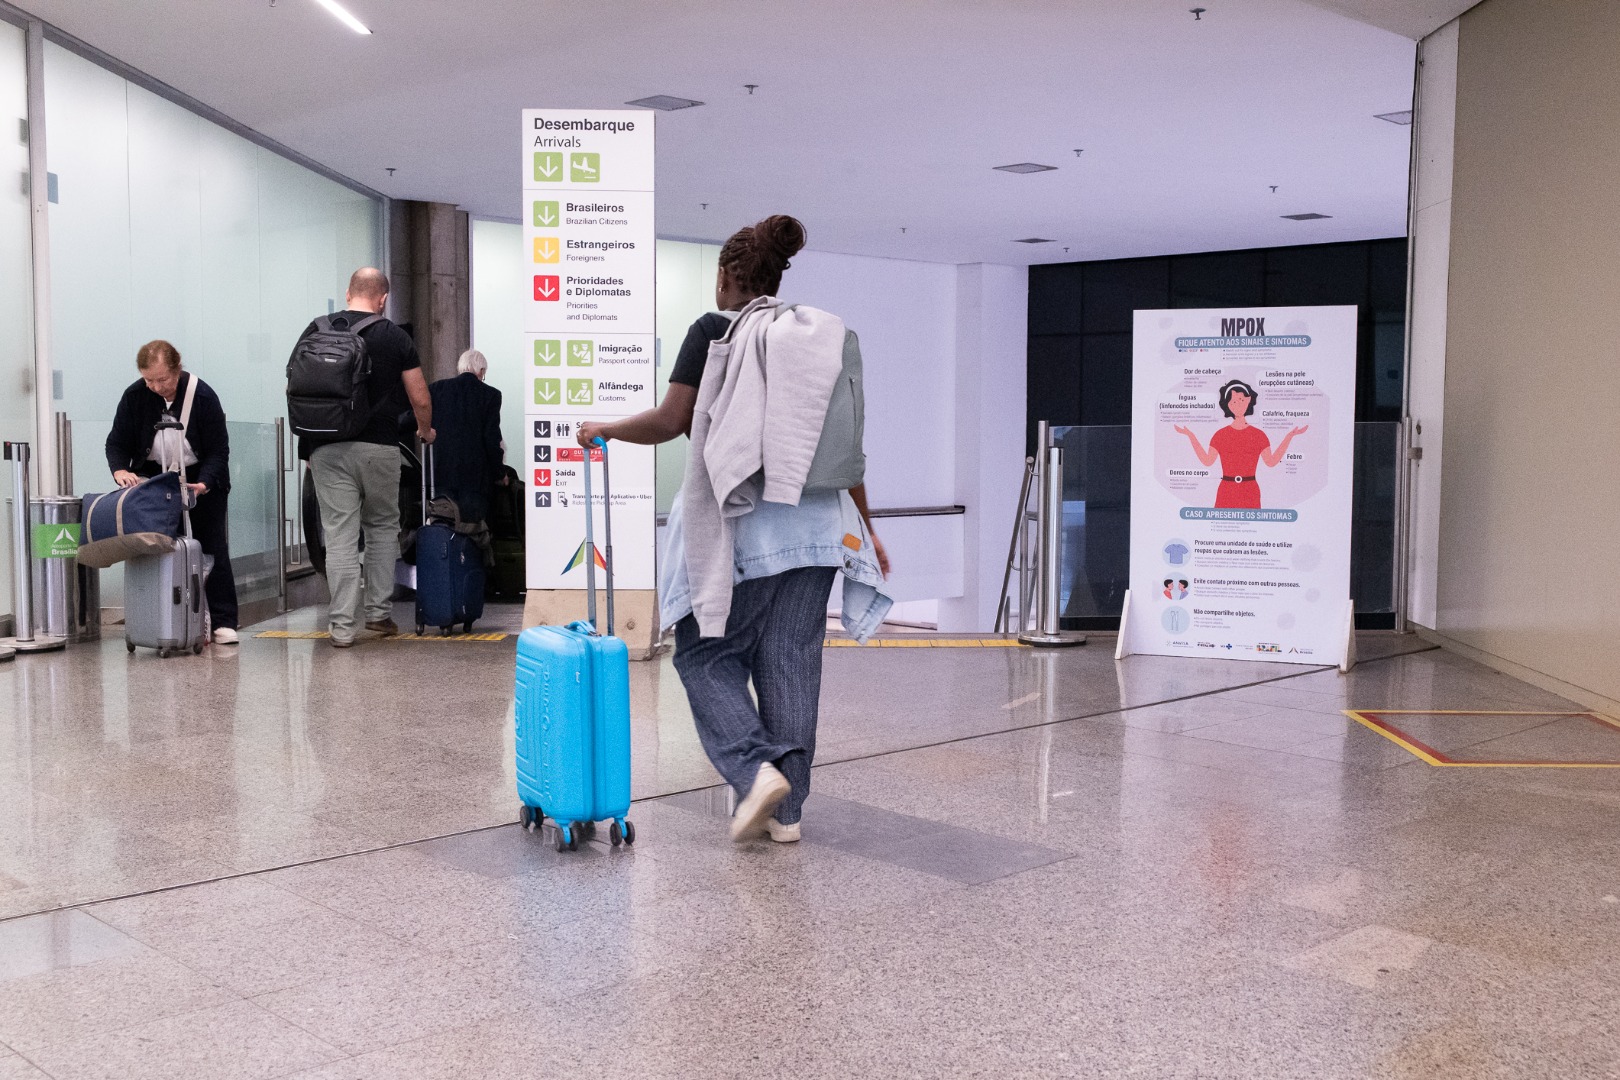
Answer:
xmin=578 ymin=214 xmax=892 ymax=844
xmin=106 ymin=340 xmax=240 ymax=644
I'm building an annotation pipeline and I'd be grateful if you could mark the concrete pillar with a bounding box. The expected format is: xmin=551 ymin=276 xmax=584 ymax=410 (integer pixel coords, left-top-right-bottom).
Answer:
xmin=386 ymin=200 xmax=470 ymax=382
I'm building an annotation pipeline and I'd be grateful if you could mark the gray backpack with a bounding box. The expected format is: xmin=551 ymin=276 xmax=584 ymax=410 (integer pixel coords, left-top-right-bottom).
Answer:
xmin=804 ymin=327 xmax=866 ymax=491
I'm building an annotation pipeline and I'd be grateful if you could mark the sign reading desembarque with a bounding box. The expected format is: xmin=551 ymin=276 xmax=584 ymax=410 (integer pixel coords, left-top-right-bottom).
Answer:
xmin=1122 ymin=306 xmax=1358 ymax=665
xmin=521 ymin=109 xmax=656 ymax=591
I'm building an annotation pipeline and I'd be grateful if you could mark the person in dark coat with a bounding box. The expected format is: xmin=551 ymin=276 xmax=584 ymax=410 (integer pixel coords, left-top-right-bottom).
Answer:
xmin=426 ymin=349 xmax=504 ymax=523
xmin=106 ymin=339 xmax=239 ymax=642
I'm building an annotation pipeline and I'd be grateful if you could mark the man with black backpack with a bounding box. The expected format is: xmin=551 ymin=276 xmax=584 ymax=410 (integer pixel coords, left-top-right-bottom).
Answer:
xmin=288 ymin=267 xmax=433 ymax=648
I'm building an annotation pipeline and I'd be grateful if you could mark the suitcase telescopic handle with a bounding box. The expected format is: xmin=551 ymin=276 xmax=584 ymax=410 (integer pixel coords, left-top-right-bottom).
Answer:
xmin=581 ymin=437 xmax=613 ymax=637
xmin=420 ymin=441 xmax=433 ymax=527
xmin=598 ymin=437 xmax=614 ymax=638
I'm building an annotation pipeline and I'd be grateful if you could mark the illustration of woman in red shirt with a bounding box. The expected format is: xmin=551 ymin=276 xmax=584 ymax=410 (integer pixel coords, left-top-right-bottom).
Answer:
xmin=1173 ymin=380 xmax=1307 ymax=509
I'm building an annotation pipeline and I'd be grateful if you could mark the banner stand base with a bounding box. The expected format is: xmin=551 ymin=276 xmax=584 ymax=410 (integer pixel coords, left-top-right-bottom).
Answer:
xmin=1339 ymin=600 xmax=1357 ymax=674
xmin=1018 ymin=631 xmax=1087 ymax=648
xmin=1114 ymin=590 xmax=1133 ymax=661
xmin=522 ymin=589 xmax=660 ymax=662
xmin=0 ymin=635 xmax=65 ymax=653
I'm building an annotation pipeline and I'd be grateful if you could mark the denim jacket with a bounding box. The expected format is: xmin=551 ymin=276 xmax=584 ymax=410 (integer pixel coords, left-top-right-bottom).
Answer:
xmin=660 ymin=486 xmax=893 ymax=644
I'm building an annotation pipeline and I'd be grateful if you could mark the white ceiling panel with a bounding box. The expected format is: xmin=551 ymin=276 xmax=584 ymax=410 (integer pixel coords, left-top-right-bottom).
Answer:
xmin=18 ymin=0 xmax=1418 ymax=264
xmin=1300 ymin=0 xmax=1477 ymax=39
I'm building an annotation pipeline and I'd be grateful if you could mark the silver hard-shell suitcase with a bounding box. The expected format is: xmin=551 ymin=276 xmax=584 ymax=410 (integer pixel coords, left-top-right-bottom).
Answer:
xmin=124 ymin=537 xmax=207 ymax=657
xmin=123 ymin=397 xmax=208 ymax=658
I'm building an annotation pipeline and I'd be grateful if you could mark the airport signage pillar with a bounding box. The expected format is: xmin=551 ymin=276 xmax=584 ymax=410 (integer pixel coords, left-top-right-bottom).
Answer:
xmin=1119 ymin=306 xmax=1358 ymax=667
xmin=520 ymin=110 xmax=657 ymax=646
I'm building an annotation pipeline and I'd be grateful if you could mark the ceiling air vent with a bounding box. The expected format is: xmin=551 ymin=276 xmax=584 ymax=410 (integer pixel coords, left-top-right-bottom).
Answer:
xmin=625 ymin=95 xmax=704 ymax=111
xmin=1375 ymin=110 xmax=1413 ymax=125
xmin=1281 ymin=212 xmax=1332 ymax=221
xmin=994 ymin=163 xmax=1057 ymax=174
xmin=1013 ymin=238 xmax=1054 ymax=244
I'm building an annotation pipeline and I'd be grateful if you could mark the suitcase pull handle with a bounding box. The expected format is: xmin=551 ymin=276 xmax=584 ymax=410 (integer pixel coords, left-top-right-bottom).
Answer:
xmin=191 ymin=574 xmax=201 ymax=613
xmin=420 ymin=440 xmax=434 ymax=526
xmin=581 ymin=437 xmax=613 ymax=637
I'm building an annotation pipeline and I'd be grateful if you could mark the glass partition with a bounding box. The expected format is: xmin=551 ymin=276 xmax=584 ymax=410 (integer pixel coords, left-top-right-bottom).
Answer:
xmin=1052 ymin=421 xmax=1401 ymax=628
xmin=226 ymin=420 xmax=282 ymax=607
xmin=69 ymin=420 xmax=120 ymax=601
xmin=44 ymin=41 xmax=381 ymax=430
xmin=0 ymin=22 xmax=33 ymax=622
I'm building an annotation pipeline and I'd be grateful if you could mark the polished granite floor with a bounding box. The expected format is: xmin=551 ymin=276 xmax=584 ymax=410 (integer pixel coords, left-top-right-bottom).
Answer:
xmin=3 ymin=608 xmax=1619 ymax=1078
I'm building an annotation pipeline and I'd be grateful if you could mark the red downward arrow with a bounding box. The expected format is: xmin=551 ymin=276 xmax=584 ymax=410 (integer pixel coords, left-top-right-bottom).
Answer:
xmin=534 ymin=275 xmax=559 ymax=301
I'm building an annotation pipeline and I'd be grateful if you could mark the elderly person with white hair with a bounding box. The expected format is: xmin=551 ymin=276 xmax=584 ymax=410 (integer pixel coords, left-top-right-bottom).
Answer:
xmin=425 ymin=348 xmax=504 ymax=523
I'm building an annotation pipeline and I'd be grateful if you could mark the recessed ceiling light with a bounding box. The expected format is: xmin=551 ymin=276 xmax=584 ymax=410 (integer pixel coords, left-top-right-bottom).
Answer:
xmin=994 ymin=163 xmax=1057 ymax=174
xmin=625 ymin=95 xmax=705 ymax=111
xmin=1013 ymin=237 xmax=1054 ymax=244
xmin=1281 ymin=212 xmax=1332 ymax=220
xmin=311 ymin=0 xmax=371 ymax=34
xmin=1375 ymin=110 xmax=1413 ymax=125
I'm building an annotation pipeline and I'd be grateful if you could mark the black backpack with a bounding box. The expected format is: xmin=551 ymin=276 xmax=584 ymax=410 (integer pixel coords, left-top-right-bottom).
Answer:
xmin=286 ymin=313 xmax=383 ymax=440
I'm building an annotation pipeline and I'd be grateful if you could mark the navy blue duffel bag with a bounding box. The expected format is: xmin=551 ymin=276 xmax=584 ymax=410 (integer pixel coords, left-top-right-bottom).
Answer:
xmin=77 ymin=471 xmax=184 ymax=568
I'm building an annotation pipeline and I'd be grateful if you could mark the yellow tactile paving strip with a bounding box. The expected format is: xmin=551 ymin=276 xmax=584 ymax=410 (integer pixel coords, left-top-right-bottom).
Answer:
xmin=823 ymin=638 xmax=1026 ymax=648
xmin=256 ymin=630 xmax=512 ymax=642
xmin=256 ymin=631 xmax=1026 ymax=648
xmin=1345 ymin=709 xmax=1620 ymax=768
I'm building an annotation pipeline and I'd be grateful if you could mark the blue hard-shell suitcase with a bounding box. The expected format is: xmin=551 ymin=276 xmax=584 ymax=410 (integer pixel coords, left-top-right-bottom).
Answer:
xmin=513 ymin=438 xmax=634 ymax=851
xmin=415 ymin=523 xmax=485 ymax=634
xmin=414 ymin=443 xmax=486 ymax=635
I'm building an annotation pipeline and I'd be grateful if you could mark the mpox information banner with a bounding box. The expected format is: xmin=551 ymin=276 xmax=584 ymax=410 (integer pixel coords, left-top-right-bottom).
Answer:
xmin=522 ymin=110 xmax=655 ymax=590
xmin=1125 ymin=306 xmax=1357 ymax=664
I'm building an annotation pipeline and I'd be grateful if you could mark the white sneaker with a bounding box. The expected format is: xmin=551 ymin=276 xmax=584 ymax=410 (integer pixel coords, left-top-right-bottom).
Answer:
xmin=766 ymin=819 xmax=801 ymax=843
xmin=212 ymin=627 xmax=239 ymax=644
xmin=730 ymin=763 xmax=791 ymax=842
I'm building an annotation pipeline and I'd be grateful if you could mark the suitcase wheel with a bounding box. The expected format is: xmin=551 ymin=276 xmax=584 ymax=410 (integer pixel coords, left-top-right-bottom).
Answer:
xmin=518 ymin=804 xmax=541 ymax=831
xmin=555 ymin=824 xmax=579 ymax=854
xmin=126 ymin=640 xmax=135 ymax=654
xmin=157 ymin=647 xmax=170 ymax=659
xmin=610 ymin=820 xmax=636 ymax=847
xmin=415 ymin=624 xmax=424 ymax=636
xmin=192 ymin=642 xmax=204 ymax=656
xmin=623 ymin=819 xmax=635 ymax=846
xmin=463 ymin=621 xmax=473 ymax=634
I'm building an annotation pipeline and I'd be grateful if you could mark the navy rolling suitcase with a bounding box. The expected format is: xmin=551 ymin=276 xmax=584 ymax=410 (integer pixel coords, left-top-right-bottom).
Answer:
xmin=414 ymin=443 xmax=485 ymax=635
xmin=513 ymin=438 xmax=634 ymax=852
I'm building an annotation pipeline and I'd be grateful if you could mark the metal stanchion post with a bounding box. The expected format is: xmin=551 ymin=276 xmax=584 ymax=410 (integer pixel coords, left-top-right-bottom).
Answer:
xmin=275 ymin=417 xmax=288 ymax=612
xmin=2 ymin=441 xmax=65 ymax=653
xmin=1018 ymin=441 xmax=1086 ymax=648
xmin=55 ymin=412 xmax=72 ymax=494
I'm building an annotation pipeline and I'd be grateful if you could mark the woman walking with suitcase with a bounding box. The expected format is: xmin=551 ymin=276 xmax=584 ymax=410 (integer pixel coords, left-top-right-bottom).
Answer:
xmin=577 ymin=215 xmax=891 ymax=843
xmin=106 ymin=340 xmax=240 ymax=644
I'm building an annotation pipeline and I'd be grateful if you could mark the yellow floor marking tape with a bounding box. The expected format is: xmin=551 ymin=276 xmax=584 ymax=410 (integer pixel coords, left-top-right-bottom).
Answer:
xmin=1344 ymin=709 xmax=1620 ymax=768
xmin=256 ymin=630 xmax=511 ymax=642
xmin=823 ymin=637 xmax=1026 ymax=649
xmin=258 ymin=631 xmax=1021 ymax=648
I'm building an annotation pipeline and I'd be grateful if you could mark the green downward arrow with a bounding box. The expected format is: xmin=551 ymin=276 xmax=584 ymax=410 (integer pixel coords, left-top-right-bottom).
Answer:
xmin=533 ymin=201 xmax=559 ymax=227
xmin=533 ymin=152 xmax=563 ymax=182
xmin=534 ymin=378 xmax=560 ymax=405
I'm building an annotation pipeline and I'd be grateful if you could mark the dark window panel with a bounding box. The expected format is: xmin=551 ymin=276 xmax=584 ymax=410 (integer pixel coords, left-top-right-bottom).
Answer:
xmin=1264 ymin=243 xmax=1370 ymax=308
xmin=1370 ymin=321 xmax=1405 ymax=417
xmin=1081 ymin=259 xmax=1169 ymax=334
xmin=1170 ymin=250 xmax=1266 ymax=309
xmin=1028 ymin=263 xmax=1085 ymax=336
xmin=1367 ymin=238 xmax=1408 ymax=317
xmin=1026 ymin=335 xmax=1082 ymax=454
xmin=1079 ymin=333 xmax=1132 ymax=426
